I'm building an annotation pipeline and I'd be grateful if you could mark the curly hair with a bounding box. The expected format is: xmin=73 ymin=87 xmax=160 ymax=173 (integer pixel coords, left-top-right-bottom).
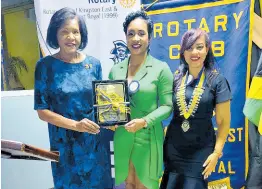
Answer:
xmin=123 ymin=10 xmax=153 ymax=39
xmin=46 ymin=7 xmax=88 ymax=50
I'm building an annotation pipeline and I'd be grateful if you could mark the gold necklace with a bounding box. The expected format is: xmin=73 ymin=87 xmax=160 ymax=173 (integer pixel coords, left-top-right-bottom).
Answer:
xmin=176 ymin=70 xmax=205 ymax=132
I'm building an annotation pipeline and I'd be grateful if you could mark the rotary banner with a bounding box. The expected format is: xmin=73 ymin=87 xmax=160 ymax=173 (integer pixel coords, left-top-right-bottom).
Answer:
xmin=145 ymin=0 xmax=253 ymax=188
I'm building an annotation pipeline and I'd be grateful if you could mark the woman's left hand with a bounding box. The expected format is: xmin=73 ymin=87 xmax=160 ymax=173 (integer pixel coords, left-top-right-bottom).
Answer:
xmin=125 ymin=119 xmax=146 ymax=133
xmin=202 ymin=153 xmax=220 ymax=179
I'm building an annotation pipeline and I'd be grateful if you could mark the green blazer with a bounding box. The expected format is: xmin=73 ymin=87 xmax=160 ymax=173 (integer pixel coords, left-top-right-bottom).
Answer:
xmin=109 ymin=54 xmax=173 ymax=183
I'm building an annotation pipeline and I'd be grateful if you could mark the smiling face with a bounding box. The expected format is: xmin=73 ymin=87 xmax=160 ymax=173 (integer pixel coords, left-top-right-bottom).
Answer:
xmin=183 ymin=35 xmax=209 ymax=69
xmin=57 ymin=18 xmax=81 ymax=55
xmin=126 ymin=18 xmax=149 ymax=56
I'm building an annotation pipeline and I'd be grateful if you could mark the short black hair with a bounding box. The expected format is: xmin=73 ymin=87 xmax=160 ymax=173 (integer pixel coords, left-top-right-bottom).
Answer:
xmin=46 ymin=7 xmax=88 ymax=50
xmin=123 ymin=11 xmax=153 ymax=39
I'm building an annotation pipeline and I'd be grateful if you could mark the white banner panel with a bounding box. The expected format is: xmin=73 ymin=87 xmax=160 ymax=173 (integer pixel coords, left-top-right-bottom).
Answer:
xmin=34 ymin=0 xmax=141 ymax=78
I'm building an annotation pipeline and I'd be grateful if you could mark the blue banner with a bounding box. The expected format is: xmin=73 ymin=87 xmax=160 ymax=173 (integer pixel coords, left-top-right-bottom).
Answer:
xmin=146 ymin=0 xmax=253 ymax=188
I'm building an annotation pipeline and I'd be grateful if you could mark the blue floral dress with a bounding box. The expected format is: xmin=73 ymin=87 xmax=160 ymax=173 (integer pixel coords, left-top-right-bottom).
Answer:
xmin=34 ymin=55 xmax=113 ymax=189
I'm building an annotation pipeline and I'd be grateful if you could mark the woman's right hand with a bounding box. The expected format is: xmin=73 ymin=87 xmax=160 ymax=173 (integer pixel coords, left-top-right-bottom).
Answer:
xmin=75 ymin=118 xmax=100 ymax=134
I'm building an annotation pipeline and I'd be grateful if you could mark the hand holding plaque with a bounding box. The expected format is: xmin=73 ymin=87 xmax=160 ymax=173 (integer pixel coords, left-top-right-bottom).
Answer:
xmin=92 ymin=80 xmax=131 ymax=126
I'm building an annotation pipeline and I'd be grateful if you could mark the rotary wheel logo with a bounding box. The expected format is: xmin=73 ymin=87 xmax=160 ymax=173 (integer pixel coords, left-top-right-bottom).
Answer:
xmin=119 ymin=0 xmax=136 ymax=8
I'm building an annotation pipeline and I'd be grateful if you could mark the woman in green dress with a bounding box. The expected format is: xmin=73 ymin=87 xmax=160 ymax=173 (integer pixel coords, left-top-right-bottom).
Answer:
xmin=109 ymin=11 xmax=173 ymax=189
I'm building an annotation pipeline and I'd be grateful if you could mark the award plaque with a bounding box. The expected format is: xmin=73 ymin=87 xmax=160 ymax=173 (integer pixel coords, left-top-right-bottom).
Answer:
xmin=92 ymin=80 xmax=131 ymax=126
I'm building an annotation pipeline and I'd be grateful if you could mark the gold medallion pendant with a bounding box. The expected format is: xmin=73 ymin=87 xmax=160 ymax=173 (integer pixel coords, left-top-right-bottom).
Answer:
xmin=181 ymin=119 xmax=190 ymax=132
xmin=176 ymin=69 xmax=206 ymax=132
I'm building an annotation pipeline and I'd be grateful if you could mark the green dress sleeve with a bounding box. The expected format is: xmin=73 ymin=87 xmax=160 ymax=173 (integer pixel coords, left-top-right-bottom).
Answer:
xmin=143 ymin=63 xmax=173 ymax=127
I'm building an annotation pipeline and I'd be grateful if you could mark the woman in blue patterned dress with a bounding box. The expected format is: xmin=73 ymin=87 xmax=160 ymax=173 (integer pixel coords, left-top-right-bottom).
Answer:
xmin=34 ymin=7 xmax=113 ymax=189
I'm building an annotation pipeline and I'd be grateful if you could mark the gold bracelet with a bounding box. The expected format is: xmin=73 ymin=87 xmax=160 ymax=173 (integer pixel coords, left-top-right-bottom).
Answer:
xmin=213 ymin=151 xmax=223 ymax=158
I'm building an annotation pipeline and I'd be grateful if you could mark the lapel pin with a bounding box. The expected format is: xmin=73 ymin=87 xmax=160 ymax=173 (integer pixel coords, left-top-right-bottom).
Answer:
xmin=129 ymin=80 xmax=140 ymax=94
xmin=85 ymin=64 xmax=92 ymax=69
